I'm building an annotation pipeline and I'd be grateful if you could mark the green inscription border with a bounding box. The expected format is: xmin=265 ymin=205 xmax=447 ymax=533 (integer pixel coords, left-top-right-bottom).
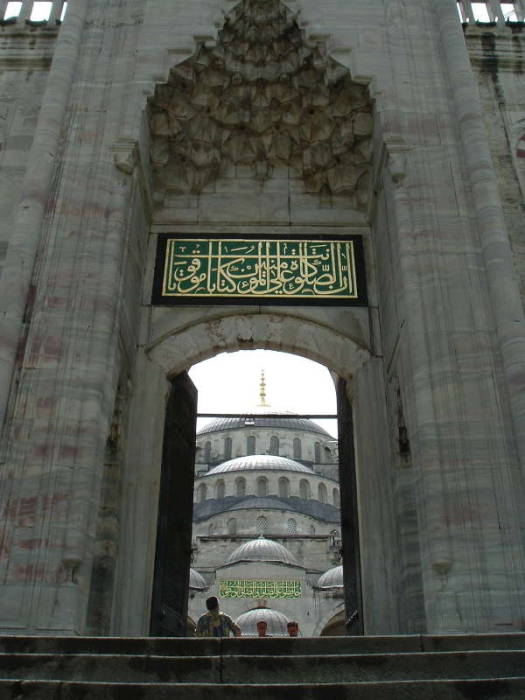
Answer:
xmin=152 ymin=234 xmax=367 ymax=306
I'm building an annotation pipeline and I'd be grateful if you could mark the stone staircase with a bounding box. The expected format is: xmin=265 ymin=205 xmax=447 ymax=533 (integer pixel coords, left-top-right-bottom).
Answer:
xmin=0 ymin=634 xmax=524 ymax=699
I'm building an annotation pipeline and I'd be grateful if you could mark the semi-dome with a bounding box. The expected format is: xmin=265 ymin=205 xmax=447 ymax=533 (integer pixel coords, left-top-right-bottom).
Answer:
xmin=316 ymin=564 xmax=344 ymax=589
xmin=189 ymin=568 xmax=207 ymax=590
xmin=235 ymin=607 xmax=290 ymax=637
xmin=207 ymin=454 xmax=315 ymax=475
xmin=227 ymin=536 xmax=297 ymax=566
xmin=198 ymin=412 xmax=332 ymax=438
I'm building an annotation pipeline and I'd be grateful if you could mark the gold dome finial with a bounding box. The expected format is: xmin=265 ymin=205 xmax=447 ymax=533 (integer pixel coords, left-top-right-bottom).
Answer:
xmin=258 ymin=369 xmax=269 ymax=407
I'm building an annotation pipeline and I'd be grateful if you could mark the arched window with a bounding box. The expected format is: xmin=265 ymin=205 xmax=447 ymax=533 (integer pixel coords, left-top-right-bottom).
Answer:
xmin=299 ymin=479 xmax=311 ymax=500
xmin=333 ymin=487 xmax=340 ymax=506
xmin=278 ymin=476 xmax=290 ymax=499
xmin=257 ymin=476 xmax=268 ymax=497
xmin=204 ymin=441 xmax=211 ymax=462
xmin=235 ymin=476 xmax=246 ymax=497
xmin=287 ymin=518 xmax=297 ymax=535
xmin=314 ymin=442 xmax=321 ymax=463
xmin=216 ymin=479 xmax=225 ymax=499
xmin=293 ymin=437 xmax=302 ymax=459
xmin=227 ymin=518 xmax=237 ymax=535
xmin=224 ymin=436 xmax=232 ymax=460
xmin=318 ymin=482 xmax=327 ymax=504
xmin=257 ymin=515 xmax=268 ymax=534
xmin=270 ymin=435 xmax=279 ymax=455
xmin=197 ymin=483 xmax=207 ymax=502
xmin=208 ymin=523 xmax=216 ymax=536
xmin=247 ymin=435 xmax=256 ymax=455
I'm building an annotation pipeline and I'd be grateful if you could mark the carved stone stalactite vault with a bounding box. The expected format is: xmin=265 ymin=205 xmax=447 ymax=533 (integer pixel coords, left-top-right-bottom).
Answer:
xmin=148 ymin=0 xmax=373 ymax=207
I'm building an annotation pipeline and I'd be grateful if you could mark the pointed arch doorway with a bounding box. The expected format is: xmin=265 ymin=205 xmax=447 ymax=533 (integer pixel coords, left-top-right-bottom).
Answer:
xmin=113 ymin=310 xmax=406 ymax=636
xmin=146 ymin=336 xmax=366 ymax=636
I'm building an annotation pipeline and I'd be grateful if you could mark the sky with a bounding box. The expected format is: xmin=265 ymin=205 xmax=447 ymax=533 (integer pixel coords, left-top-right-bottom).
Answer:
xmin=4 ymin=2 xmax=67 ymax=22
xmin=12 ymin=2 xmax=520 ymax=25
xmin=189 ymin=349 xmax=338 ymax=438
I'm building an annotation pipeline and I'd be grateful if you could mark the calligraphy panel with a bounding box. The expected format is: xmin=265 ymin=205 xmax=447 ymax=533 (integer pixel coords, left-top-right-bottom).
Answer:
xmin=152 ymin=235 xmax=367 ymax=305
xmin=219 ymin=580 xmax=302 ymax=599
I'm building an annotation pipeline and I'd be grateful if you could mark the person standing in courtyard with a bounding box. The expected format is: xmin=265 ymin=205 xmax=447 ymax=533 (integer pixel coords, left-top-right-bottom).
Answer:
xmin=287 ymin=620 xmax=299 ymax=637
xmin=257 ymin=620 xmax=269 ymax=637
xmin=196 ymin=596 xmax=242 ymax=637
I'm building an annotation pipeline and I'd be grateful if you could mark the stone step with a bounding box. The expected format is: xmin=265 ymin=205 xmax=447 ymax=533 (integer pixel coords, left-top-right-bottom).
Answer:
xmin=0 ymin=650 xmax=523 ymax=683
xmin=0 ymin=633 xmax=524 ymax=656
xmin=1 ymin=679 xmax=525 ymax=700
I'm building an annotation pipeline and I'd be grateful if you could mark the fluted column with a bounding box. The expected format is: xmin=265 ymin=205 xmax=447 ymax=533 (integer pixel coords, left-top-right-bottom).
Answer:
xmin=18 ymin=0 xmax=33 ymax=22
xmin=487 ymin=0 xmax=507 ymax=22
xmin=0 ymin=0 xmax=89 ymax=435
xmin=434 ymin=0 xmax=525 ymax=475
xmin=0 ymin=0 xmax=9 ymax=20
xmin=48 ymin=0 xmax=65 ymax=23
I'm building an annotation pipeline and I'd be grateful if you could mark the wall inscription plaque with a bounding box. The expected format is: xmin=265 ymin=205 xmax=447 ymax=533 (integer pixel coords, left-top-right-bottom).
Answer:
xmin=152 ymin=235 xmax=367 ymax=306
xmin=219 ymin=579 xmax=302 ymax=599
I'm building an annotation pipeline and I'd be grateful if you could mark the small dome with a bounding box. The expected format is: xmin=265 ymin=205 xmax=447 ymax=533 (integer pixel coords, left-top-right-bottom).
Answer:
xmin=207 ymin=454 xmax=314 ymax=475
xmin=189 ymin=568 xmax=207 ymax=590
xmin=316 ymin=564 xmax=344 ymax=589
xmin=227 ymin=536 xmax=297 ymax=566
xmin=235 ymin=607 xmax=290 ymax=637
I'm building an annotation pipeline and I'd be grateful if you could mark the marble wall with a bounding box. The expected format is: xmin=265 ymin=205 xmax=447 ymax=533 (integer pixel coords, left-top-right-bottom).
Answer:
xmin=0 ymin=0 xmax=524 ymax=636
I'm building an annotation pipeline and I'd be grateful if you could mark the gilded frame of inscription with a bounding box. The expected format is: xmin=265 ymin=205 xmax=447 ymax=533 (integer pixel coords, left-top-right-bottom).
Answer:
xmin=152 ymin=234 xmax=367 ymax=306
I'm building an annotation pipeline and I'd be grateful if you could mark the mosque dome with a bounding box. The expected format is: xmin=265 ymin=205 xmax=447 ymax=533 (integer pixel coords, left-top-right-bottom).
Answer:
xmin=189 ymin=568 xmax=207 ymax=590
xmin=235 ymin=607 xmax=290 ymax=637
xmin=207 ymin=454 xmax=315 ymax=475
xmin=197 ymin=411 xmax=331 ymax=438
xmin=198 ymin=371 xmax=332 ymax=438
xmin=316 ymin=565 xmax=344 ymax=589
xmin=227 ymin=536 xmax=297 ymax=566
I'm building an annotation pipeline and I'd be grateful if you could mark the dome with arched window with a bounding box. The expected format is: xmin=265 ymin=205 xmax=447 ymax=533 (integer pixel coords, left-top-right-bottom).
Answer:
xmin=207 ymin=454 xmax=315 ymax=475
xmin=226 ymin=535 xmax=297 ymax=566
xmin=198 ymin=411 xmax=331 ymax=438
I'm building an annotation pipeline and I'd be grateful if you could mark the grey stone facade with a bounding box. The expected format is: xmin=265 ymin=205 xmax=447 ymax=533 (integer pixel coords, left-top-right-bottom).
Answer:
xmin=0 ymin=0 xmax=524 ymax=636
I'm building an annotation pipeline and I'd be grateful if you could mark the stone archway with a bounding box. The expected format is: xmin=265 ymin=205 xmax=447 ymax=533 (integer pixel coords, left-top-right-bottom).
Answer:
xmin=317 ymin=608 xmax=346 ymax=637
xmin=112 ymin=307 xmax=403 ymax=637
xmin=147 ymin=310 xmax=371 ymax=380
xmin=110 ymin=0 xmax=408 ymax=640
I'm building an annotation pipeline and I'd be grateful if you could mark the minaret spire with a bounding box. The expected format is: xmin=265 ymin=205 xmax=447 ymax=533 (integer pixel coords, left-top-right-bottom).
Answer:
xmin=258 ymin=369 xmax=269 ymax=407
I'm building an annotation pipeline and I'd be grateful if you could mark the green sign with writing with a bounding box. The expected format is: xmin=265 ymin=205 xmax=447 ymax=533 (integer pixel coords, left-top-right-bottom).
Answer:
xmin=219 ymin=580 xmax=302 ymax=599
xmin=152 ymin=236 xmax=367 ymax=306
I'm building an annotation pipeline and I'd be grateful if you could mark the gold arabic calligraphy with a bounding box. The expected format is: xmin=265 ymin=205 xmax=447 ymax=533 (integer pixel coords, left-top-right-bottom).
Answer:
xmin=162 ymin=239 xmax=358 ymax=299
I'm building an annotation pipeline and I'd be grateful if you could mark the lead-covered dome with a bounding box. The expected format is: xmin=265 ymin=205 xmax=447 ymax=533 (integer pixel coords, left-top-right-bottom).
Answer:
xmin=189 ymin=568 xmax=208 ymax=590
xmin=198 ymin=412 xmax=332 ymax=438
xmin=207 ymin=454 xmax=315 ymax=475
xmin=227 ymin=536 xmax=297 ymax=566
xmin=316 ymin=565 xmax=344 ymax=589
xmin=235 ymin=607 xmax=290 ymax=637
